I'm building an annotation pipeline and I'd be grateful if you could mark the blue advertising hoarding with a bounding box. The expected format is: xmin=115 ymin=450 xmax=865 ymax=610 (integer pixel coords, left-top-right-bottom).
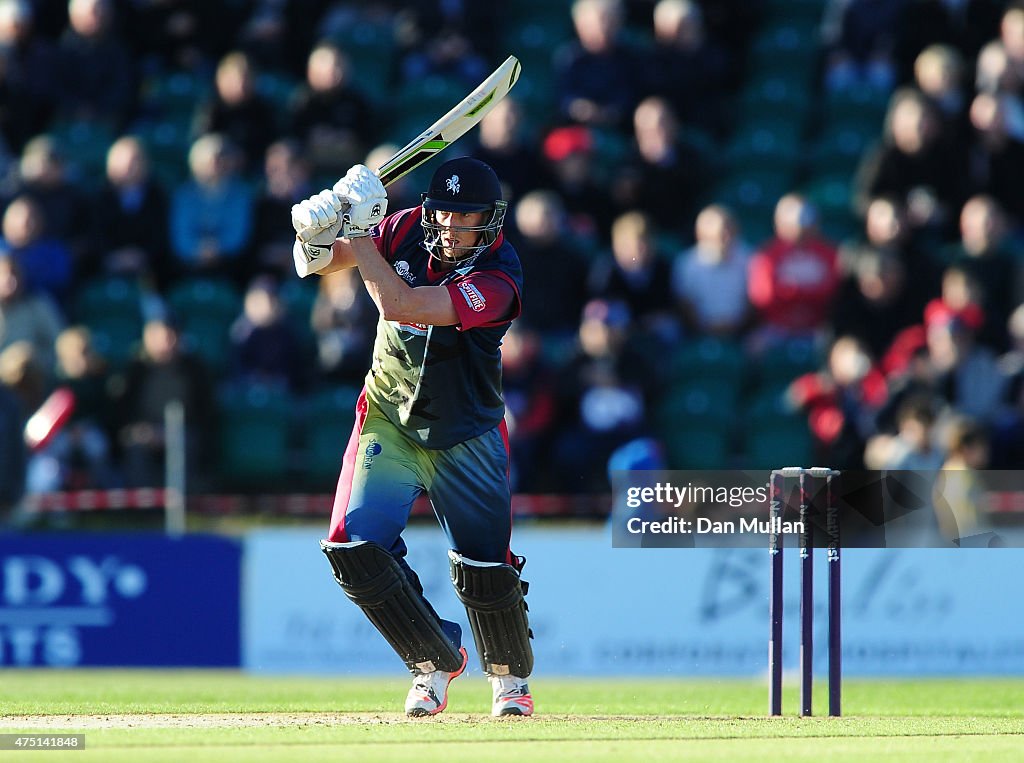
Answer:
xmin=243 ymin=527 xmax=1024 ymax=676
xmin=0 ymin=534 xmax=240 ymax=667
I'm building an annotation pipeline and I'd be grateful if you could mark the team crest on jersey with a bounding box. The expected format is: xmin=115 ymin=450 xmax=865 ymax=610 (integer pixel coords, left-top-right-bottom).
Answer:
xmin=394 ymin=260 xmax=415 ymax=284
xmin=446 ymin=175 xmax=460 ymax=194
xmin=457 ymin=281 xmax=487 ymax=312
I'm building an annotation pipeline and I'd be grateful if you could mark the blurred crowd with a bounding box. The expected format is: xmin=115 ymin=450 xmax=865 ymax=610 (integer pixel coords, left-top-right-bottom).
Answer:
xmin=0 ymin=0 xmax=1023 ymax=513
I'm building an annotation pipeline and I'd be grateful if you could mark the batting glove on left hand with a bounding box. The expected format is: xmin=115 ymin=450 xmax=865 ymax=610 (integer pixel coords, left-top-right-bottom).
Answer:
xmin=334 ymin=164 xmax=387 ymax=238
xmin=291 ymin=189 xmax=346 ymax=277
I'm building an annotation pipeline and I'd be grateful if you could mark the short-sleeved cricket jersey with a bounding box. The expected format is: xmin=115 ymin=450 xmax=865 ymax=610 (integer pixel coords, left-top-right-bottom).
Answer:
xmin=364 ymin=206 xmax=523 ymax=449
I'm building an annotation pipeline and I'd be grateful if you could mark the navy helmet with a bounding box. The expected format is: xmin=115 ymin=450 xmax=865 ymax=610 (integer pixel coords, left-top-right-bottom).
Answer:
xmin=421 ymin=157 xmax=507 ymax=264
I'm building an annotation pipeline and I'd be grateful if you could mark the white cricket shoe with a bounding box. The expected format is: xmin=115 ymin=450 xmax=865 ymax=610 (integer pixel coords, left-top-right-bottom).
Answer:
xmin=490 ymin=675 xmax=534 ymax=716
xmin=405 ymin=647 xmax=468 ymax=717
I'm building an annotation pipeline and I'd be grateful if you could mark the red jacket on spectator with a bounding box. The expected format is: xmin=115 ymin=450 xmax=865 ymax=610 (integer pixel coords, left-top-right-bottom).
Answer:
xmin=748 ymin=236 xmax=840 ymax=332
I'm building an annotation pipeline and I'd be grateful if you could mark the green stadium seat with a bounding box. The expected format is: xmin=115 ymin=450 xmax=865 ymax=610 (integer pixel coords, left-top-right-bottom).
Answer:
xmin=329 ymin=19 xmax=398 ymax=93
xmin=713 ymin=170 xmax=793 ymax=240
xmin=663 ymin=426 xmax=732 ymax=469
xmin=807 ymin=124 xmax=879 ymax=177
xmin=754 ymin=338 xmax=822 ymax=392
xmin=142 ymin=70 xmax=212 ymax=118
xmin=670 ymin=337 xmax=746 ymax=383
xmin=737 ymin=75 xmax=813 ymax=124
xmin=167 ymin=279 xmax=242 ymax=376
xmin=73 ymin=275 xmax=145 ymax=324
xmin=748 ymin=21 xmax=821 ymax=81
xmin=86 ymin=315 xmax=143 ymax=370
xmin=740 ymin=389 xmax=814 ymax=469
xmin=726 ymin=120 xmax=803 ymax=173
xmin=217 ymin=382 xmax=293 ymax=487
xmin=49 ymin=122 xmax=116 ymax=191
xmin=822 ymin=85 xmax=891 ymax=127
xmin=296 ymin=385 xmax=360 ymax=486
xmin=168 ymin=278 xmax=242 ymax=324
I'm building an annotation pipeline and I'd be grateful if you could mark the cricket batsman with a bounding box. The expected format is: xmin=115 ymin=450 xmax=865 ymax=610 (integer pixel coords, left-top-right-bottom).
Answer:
xmin=290 ymin=157 xmax=534 ymax=717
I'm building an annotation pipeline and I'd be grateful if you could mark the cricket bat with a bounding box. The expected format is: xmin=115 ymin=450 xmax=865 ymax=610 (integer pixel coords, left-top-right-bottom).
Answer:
xmin=375 ymin=55 xmax=521 ymax=186
xmin=24 ymin=386 xmax=76 ymax=452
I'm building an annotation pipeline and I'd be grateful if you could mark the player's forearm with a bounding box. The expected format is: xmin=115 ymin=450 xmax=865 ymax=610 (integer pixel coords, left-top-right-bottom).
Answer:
xmin=350 ymin=236 xmax=457 ymax=325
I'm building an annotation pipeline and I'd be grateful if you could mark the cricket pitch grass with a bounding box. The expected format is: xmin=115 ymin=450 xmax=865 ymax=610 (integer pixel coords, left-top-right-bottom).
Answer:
xmin=2 ymin=671 xmax=1022 ymax=761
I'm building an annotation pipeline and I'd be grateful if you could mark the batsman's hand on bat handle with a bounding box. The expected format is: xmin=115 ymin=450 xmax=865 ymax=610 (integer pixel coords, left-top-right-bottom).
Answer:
xmin=290 ymin=188 xmax=347 ymax=277
xmin=334 ymin=164 xmax=387 ymax=239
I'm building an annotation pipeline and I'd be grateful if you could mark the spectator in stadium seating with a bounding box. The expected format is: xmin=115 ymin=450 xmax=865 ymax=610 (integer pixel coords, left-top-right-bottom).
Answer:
xmin=399 ymin=28 xmax=488 ymax=89
xmin=124 ymin=0 xmax=227 ymax=72
xmin=110 ymin=314 xmax=215 ymax=488
xmin=974 ymin=40 xmax=1024 ymax=145
xmin=57 ymin=0 xmax=136 ymax=128
xmin=0 ymin=254 xmax=62 ymax=376
xmin=394 ymin=2 xmax=492 ymax=87
xmin=0 ymin=195 xmax=72 ymax=303
xmin=832 ymin=249 xmax=918 ymax=361
xmin=925 ymin=304 xmax=1005 ymax=424
xmin=671 ymin=204 xmax=752 ymax=338
xmin=939 ymin=196 xmax=1019 ymax=350
xmin=612 ymin=96 xmax=703 ymax=232
xmin=587 ymin=210 xmax=675 ymax=332
xmin=193 ymin=51 xmax=279 ymax=172
xmin=834 ymin=196 xmax=935 ymax=355
xmin=874 ymin=395 xmax=946 ymax=471
xmin=649 ymin=0 xmax=730 ymax=134
xmin=12 ymin=136 xmax=90 ymax=268
xmin=854 ymin=88 xmax=968 ymax=241
xmin=932 ymin=416 xmax=992 ymax=544
xmin=228 ymin=275 xmax=309 ymax=393
xmin=287 ymin=43 xmax=375 ymax=182
xmin=1001 ymin=2 xmax=1024 ymax=85
xmin=89 ymin=136 xmax=171 ymax=287
xmin=472 ymin=98 xmax=553 ymax=204
xmin=787 ymin=335 xmax=888 ymax=470
xmin=822 ymin=0 xmax=905 ymax=93
xmin=310 ymin=267 xmax=376 ymax=386
xmin=509 ymin=189 xmax=589 ymax=337
xmin=914 ymin=44 xmax=969 ymax=150
xmin=0 ymin=0 xmax=57 ymax=152
xmin=37 ymin=325 xmax=119 ymax=490
xmin=993 ymin=303 xmax=1024 ymax=467
xmin=499 ymin=324 xmax=557 ymax=492
xmin=748 ymin=194 xmax=840 ymax=353
xmin=542 ymin=124 xmax=615 ymax=243
xmin=966 ymin=92 xmax=1024 ymax=223
xmin=556 ymin=0 xmax=641 ymax=129
xmin=551 ymin=298 xmax=653 ymax=491
xmin=0 ymin=341 xmax=42 ymax=499
xmin=924 ymin=266 xmax=987 ymax=339
xmin=250 ymin=139 xmax=313 ymax=280
xmin=169 ymin=133 xmax=253 ymax=283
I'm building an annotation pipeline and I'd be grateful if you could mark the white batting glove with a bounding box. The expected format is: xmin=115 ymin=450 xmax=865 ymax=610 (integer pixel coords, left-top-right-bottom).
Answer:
xmin=291 ymin=189 xmax=347 ymax=277
xmin=333 ymin=164 xmax=387 ymax=238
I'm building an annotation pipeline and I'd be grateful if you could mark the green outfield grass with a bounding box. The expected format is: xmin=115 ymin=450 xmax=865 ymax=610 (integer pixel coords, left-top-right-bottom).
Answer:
xmin=1 ymin=672 xmax=1023 ymax=762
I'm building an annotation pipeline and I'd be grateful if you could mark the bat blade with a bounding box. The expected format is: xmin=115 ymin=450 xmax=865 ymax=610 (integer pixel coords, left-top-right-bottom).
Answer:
xmin=25 ymin=386 xmax=76 ymax=452
xmin=375 ymin=55 xmax=521 ymax=187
